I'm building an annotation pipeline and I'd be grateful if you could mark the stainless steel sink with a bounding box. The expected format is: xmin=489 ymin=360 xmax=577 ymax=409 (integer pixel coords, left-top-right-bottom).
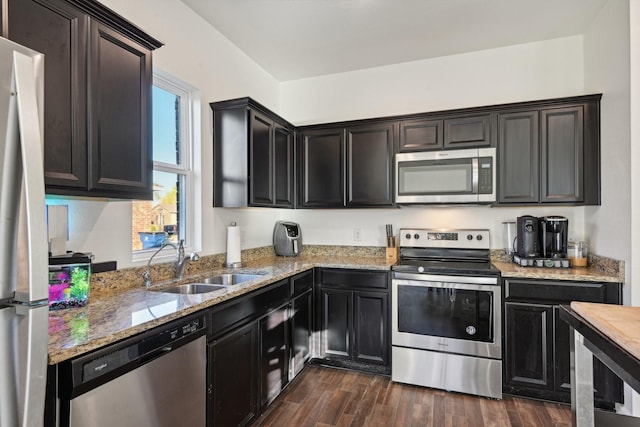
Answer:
xmin=201 ymin=273 xmax=265 ymax=285
xmin=150 ymin=283 xmax=228 ymax=295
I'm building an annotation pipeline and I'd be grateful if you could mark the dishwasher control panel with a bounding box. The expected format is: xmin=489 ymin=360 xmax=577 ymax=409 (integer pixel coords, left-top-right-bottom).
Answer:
xmin=62 ymin=313 xmax=206 ymax=395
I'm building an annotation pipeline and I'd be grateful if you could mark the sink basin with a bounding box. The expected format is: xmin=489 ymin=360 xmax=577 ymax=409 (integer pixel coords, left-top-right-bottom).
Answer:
xmin=150 ymin=283 xmax=228 ymax=295
xmin=201 ymin=273 xmax=265 ymax=285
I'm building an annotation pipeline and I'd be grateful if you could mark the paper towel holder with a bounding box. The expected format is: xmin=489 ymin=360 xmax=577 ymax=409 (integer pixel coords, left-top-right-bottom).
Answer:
xmin=223 ymin=221 xmax=244 ymax=268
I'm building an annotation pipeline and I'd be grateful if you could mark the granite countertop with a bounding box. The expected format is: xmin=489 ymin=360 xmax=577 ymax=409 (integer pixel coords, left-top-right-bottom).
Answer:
xmin=48 ymin=254 xmax=394 ymax=365
xmin=48 ymin=249 xmax=623 ymax=365
xmin=493 ymin=261 xmax=623 ymax=283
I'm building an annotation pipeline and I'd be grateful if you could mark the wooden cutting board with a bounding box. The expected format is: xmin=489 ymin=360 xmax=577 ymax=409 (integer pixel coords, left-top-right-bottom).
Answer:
xmin=571 ymin=301 xmax=640 ymax=361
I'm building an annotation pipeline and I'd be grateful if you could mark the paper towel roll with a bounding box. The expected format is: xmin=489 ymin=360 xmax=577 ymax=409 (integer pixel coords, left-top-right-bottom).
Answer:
xmin=226 ymin=223 xmax=242 ymax=265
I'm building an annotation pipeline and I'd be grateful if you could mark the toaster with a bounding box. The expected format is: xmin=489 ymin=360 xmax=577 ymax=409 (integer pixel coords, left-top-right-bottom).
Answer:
xmin=273 ymin=221 xmax=302 ymax=256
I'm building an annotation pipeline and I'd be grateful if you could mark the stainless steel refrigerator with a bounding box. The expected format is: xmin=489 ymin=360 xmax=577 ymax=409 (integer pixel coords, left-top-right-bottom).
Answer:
xmin=0 ymin=36 xmax=49 ymax=427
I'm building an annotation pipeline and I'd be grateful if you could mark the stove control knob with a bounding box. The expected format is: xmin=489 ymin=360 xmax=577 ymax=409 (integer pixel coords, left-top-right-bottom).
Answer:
xmin=405 ymin=233 xmax=412 ymax=240
xmin=466 ymin=234 xmax=473 ymax=240
xmin=414 ymin=233 xmax=420 ymax=240
xmin=418 ymin=266 xmax=425 ymax=273
xmin=477 ymin=235 xmax=483 ymax=241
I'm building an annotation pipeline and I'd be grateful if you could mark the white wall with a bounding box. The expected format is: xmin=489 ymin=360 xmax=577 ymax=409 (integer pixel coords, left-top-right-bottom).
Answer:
xmin=280 ymin=36 xmax=584 ymax=125
xmin=583 ymin=0 xmax=633 ymax=414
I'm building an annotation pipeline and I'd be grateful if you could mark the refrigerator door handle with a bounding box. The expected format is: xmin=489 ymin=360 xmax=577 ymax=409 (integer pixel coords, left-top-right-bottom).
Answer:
xmin=13 ymin=50 xmax=48 ymax=304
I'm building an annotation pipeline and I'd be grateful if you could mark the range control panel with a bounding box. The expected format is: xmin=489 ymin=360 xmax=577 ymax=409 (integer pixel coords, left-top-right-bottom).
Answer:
xmin=399 ymin=228 xmax=490 ymax=250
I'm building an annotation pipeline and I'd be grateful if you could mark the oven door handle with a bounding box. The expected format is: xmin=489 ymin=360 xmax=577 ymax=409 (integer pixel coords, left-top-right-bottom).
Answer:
xmin=392 ymin=278 xmax=498 ymax=292
xmin=392 ymin=272 xmax=498 ymax=285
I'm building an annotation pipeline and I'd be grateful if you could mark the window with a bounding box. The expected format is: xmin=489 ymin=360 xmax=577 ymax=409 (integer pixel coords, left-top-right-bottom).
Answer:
xmin=132 ymin=70 xmax=200 ymax=259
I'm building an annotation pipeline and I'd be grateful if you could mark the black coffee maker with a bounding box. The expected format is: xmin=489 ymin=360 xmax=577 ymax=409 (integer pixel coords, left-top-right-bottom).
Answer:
xmin=541 ymin=216 xmax=569 ymax=258
xmin=516 ymin=215 xmax=540 ymax=258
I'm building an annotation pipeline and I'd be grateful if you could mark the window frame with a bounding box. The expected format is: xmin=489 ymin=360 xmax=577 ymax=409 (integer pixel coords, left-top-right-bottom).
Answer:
xmin=132 ymin=69 xmax=201 ymax=263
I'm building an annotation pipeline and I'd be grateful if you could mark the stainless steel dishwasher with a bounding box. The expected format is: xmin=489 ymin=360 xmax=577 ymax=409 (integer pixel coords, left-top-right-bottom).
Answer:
xmin=57 ymin=313 xmax=207 ymax=427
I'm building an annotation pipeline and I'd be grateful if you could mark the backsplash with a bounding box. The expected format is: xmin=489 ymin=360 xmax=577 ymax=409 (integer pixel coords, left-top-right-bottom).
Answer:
xmin=91 ymin=245 xmax=624 ymax=296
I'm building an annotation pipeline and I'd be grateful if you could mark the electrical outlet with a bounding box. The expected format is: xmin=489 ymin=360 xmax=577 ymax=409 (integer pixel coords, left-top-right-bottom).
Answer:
xmin=353 ymin=228 xmax=362 ymax=242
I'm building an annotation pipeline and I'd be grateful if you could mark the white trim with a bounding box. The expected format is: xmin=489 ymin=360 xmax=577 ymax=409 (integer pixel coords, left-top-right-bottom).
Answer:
xmin=132 ymin=69 xmax=201 ymax=263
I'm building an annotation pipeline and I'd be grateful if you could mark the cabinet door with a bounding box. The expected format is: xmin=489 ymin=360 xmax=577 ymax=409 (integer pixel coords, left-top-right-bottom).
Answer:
xmin=444 ymin=114 xmax=492 ymax=149
xmin=273 ymin=124 xmax=294 ymax=207
xmin=290 ymin=290 xmax=313 ymax=379
xmin=249 ymin=111 xmax=274 ymax=206
xmin=353 ymin=291 xmax=388 ymax=365
xmin=320 ymin=287 xmax=352 ymax=359
xmin=259 ymin=304 xmax=289 ymax=410
xmin=398 ymin=118 xmax=443 ymax=151
xmin=540 ymin=106 xmax=584 ymax=203
xmin=504 ymin=302 xmax=553 ymax=389
xmin=209 ymin=322 xmax=258 ymax=427
xmin=8 ymin=0 xmax=88 ymax=190
xmin=497 ymin=111 xmax=540 ymax=203
xmin=88 ymin=20 xmax=153 ymax=199
xmin=299 ymin=128 xmax=344 ymax=207
xmin=346 ymin=124 xmax=394 ymax=206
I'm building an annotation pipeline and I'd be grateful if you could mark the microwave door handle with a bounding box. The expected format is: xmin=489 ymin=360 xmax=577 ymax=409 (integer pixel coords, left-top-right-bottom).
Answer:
xmin=471 ymin=158 xmax=479 ymax=193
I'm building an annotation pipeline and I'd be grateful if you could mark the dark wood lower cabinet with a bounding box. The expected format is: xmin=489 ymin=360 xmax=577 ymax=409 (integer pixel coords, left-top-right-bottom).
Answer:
xmin=503 ymin=279 xmax=623 ymax=409
xmin=208 ymin=321 xmax=259 ymax=427
xmin=290 ymin=289 xmax=313 ymax=379
xmin=316 ymin=268 xmax=390 ymax=374
xmin=259 ymin=304 xmax=289 ymax=409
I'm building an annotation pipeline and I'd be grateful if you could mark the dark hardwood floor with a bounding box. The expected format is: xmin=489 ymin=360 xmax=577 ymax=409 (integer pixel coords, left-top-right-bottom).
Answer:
xmin=255 ymin=365 xmax=572 ymax=427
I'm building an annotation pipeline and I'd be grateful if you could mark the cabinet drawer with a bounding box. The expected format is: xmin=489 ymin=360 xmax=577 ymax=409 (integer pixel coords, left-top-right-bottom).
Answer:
xmin=209 ymin=280 xmax=288 ymax=338
xmin=319 ymin=269 xmax=388 ymax=289
xmin=290 ymin=270 xmax=314 ymax=298
xmin=504 ymin=279 xmax=609 ymax=303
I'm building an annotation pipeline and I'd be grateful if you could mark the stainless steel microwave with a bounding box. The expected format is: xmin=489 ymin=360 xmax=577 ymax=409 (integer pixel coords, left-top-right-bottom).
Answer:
xmin=395 ymin=147 xmax=496 ymax=204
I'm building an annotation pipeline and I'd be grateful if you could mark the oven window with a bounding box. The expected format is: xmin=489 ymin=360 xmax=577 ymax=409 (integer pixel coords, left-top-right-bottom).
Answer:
xmin=398 ymin=159 xmax=473 ymax=195
xmin=397 ymin=285 xmax=493 ymax=342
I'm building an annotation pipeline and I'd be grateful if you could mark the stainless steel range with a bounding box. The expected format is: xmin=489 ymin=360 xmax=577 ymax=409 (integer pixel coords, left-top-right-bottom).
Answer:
xmin=391 ymin=228 xmax=502 ymax=399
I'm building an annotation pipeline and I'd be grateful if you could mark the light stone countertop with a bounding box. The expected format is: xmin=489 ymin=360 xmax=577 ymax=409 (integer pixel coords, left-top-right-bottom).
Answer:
xmin=48 ymin=255 xmax=394 ymax=365
xmin=493 ymin=261 xmax=623 ymax=283
xmin=48 ymin=250 xmax=623 ymax=365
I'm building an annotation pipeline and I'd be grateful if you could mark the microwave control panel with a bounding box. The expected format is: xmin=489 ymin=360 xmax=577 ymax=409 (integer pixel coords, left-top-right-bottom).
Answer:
xmin=478 ymin=157 xmax=493 ymax=194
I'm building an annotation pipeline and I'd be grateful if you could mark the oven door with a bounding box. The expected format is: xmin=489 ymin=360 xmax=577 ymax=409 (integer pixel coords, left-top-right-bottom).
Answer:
xmin=392 ymin=273 xmax=501 ymax=359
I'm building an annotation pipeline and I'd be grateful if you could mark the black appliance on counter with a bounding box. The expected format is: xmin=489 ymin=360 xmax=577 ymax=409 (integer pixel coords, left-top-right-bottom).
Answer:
xmin=515 ymin=215 xmax=540 ymax=258
xmin=515 ymin=215 xmax=569 ymax=259
xmin=391 ymin=228 xmax=502 ymax=399
xmin=541 ymin=216 xmax=569 ymax=258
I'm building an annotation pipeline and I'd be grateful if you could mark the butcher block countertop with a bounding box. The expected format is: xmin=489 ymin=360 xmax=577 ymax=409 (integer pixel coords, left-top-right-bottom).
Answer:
xmin=570 ymin=301 xmax=640 ymax=361
xmin=560 ymin=302 xmax=640 ymax=396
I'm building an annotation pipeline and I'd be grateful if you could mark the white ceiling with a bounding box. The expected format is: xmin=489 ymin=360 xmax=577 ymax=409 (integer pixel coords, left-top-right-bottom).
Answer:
xmin=180 ymin=0 xmax=609 ymax=82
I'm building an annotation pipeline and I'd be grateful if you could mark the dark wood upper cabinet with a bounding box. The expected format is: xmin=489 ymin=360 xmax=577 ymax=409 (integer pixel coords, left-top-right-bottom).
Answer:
xmin=444 ymin=114 xmax=492 ymax=148
xmin=497 ymin=95 xmax=601 ymax=206
xmin=88 ymin=20 xmax=153 ymax=197
xmin=398 ymin=118 xmax=442 ymax=151
xmin=211 ymin=97 xmax=294 ymax=208
xmin=298 ymin=122 xmax=394 ymax=208
xmin=346 ymin=123 xmax=394 ymax=207
xmin=7 ymin=0 xmax=162 ymax=199
xmin=7 ymin=0 xmax=88 ymax=189
xmin=298 ymin=127 xmax=345 ymax=208
xmin=497 ymin=111 xmax=540 ymax=203
xmin=540 ymin=106 xmax=584 ymax=203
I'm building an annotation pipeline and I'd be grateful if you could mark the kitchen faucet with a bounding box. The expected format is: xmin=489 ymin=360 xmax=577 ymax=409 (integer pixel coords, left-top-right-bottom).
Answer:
xmin=142 ymin=239 xmax=200 ymax=287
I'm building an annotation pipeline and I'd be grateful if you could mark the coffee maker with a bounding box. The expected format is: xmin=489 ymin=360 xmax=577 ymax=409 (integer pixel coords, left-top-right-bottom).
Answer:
xmin=541 ymin=216 xmax=568 ymax=258
xmin=515 ymin=215 xmax=540 ymax=258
